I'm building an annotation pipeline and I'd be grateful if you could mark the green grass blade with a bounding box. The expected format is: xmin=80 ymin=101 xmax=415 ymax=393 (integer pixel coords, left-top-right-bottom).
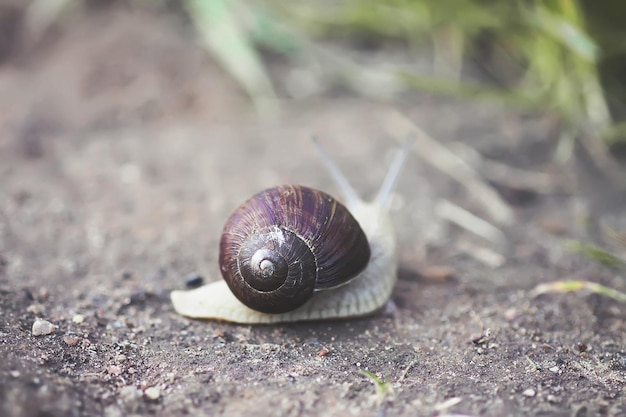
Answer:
xmin=565 ymin=241 xmax=626 ymax=271
xmin=532 ymin=280 xmax=626 ymax=304
xmin=185 ymin=0 xmax=279 ymax=119
xmin=359 ymin=370 xmax=390 ymax=400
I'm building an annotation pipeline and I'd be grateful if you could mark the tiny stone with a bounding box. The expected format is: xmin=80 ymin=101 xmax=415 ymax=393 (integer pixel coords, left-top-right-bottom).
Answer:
xmin=26 ymin=303 xmax=45 ymax=315
xmin=549 ymin=366 xmax=559 ymax=373
xmin=10 ymin=370 xmax=20 ymax=378
xmin=119 ymin=386 xmax=142 ymax=401
xmin=419 ymin=265 xmax=457 ymax=281
xmin=115 ymin=354 xmax=127 ymax=363
xmin=63 ymin=334 xmax=81 ymax=346
xmin=523 ymin=388 xmax=536 ymax=397
xmin=547 ymin=394 xmax=557 ymax=403
xmin=32 ymin=319 xmax=56 ymax=336
xmin=317 ymin=347 xmax=329 ymax=357
xmin=72 ymin=314 xmax=85 ymax=324
xmin=185 ymin=273 xmax=204 ymax=289
xmin=503 ymin=308 xmax=518 ymax=321
xmin=107 ymin=365 xmax=123 ymax=375
xmin=144 ymin=386 xmax=161 ymax=400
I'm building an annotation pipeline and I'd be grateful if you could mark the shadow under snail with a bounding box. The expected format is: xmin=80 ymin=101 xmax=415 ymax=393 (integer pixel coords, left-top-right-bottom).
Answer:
xmin=170 ymin=140 xmax=410 ymax=324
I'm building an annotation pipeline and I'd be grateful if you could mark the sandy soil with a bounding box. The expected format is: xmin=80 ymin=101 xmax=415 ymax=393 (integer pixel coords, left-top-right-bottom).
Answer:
xmin=0 ymin=5 xmax=625 ymax=417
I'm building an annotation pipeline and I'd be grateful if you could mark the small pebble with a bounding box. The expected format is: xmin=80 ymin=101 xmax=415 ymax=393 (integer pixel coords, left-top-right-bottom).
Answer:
xmin=549 ymin=366 xmax=559 ymax=373
xmin=119 ymin=386 xmax=142 ymax=401
xmin=10 ymin=370 xmax=20 ymax=378
xmin=26 ymin=303 xmax=45 ymax=315
xmin=63 ymin=334 xmax=81 ymax=346
xmin=503 ymin=308 xmax=518 ymax=321
xmin=523 ymin=388 xmax=536 ymax=397
xmin=213 ymin=329 xmax=228 ymax=342
xmin=185 ymin=273 xmax=204 ymax=289
xmin=419 ymin=265 xmax=457 ymax=281
xmin=144 ymin=386 xmax=161 ymax=400
xmin=317 ymin=347 xmax=329 ymax=357
xmin=32 ymin=319 xmax=56 ymax=336
xmin=107 ymin=365 xmax=123 ymax=375
xmin=72 ymin=314 xmax=85 ymax=324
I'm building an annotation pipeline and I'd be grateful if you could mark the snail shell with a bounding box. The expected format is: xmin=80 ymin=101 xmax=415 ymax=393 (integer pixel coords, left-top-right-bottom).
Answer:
xmin=219 ymin=185 xmax=371 ymax=314
xmin=171 ymin=140 xmax=408 ymax=324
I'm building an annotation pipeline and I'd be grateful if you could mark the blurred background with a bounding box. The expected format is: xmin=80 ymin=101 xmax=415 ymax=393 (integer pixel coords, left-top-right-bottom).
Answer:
xmin=3 ymin=0 xmax=626 ymax=153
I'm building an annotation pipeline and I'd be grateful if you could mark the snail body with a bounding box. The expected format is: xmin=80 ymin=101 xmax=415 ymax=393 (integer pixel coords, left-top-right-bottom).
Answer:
xmin=171 ymin=140 xmax=408 ymax=323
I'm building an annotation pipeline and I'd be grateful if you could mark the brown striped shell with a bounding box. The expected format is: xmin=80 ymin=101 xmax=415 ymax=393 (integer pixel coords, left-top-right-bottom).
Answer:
xmin=218 ymin=185 xmax=371 ymax=314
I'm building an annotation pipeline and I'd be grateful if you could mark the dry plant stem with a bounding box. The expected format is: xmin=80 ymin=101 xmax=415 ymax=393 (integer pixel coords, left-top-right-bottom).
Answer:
xmin=449 ymin=142 xmax=567 ymax=194
xmin=456 ymin=239 xmax=506 ymax=268
xmin=578 ymin=134 xmax=626 ymax=191
xmin=385 ymin=110 xmax=514 ymax=225
xmin=435 ymin=199 xmax=507 ymax=246
xmin=434 ymin=397 xmax=463 ymax=412
xmin=398 ymin=359 xmax=417 ymax=382
xmin=281 ymin=30 xmax=405 ymax=99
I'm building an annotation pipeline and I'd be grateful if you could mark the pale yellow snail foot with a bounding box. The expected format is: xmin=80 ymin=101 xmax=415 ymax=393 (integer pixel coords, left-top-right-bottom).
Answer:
xmin=171 ymin=281 xmax=276 ymax=324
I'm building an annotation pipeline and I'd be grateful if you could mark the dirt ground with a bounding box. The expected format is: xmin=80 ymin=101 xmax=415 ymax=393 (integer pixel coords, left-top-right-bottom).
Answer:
xmin=1 ymin=4 xmax=625 ymax=417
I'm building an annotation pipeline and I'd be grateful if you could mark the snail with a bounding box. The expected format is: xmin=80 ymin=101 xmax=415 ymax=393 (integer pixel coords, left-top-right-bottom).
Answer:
xmin=170 ymin=139 xmax=409 ymax=324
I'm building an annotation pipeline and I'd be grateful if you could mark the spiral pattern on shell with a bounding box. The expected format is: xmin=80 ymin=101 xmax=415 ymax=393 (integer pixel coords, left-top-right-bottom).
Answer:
xmin=218 ymin=185 xmax=371 ymax=314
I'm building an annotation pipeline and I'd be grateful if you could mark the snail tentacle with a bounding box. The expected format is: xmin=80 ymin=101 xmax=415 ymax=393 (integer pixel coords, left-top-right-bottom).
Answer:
xmin=376 ymin=137 xmax=413 ymax=207
xmin=310 ymin=136 xmax=361 ymax=208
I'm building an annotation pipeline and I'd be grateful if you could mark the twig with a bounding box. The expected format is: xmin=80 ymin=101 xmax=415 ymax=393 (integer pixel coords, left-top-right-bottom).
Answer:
xmin=456 ymin=239 xmax=506 ymax=268
xmin=434 ymin=397 xmax=463 ymax=412
xmin=578 ymin=134 xmax=626 ymax=192
xmin=398 ymin=359 xmax=417 ymax=382
xmin=385 ymin=110 xmax=514 ymax=225
xmin=449 ymin=141 xmax=567 ymax=194
xmin=436 ymin=199 xmax=507 ymax=246
xmin=525 ymin=356 xmax=542 ymax=371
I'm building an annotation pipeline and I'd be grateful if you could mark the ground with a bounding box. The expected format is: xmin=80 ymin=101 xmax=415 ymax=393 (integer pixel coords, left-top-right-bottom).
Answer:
xmin=0 ymin=5 xmax=625 ymax=417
